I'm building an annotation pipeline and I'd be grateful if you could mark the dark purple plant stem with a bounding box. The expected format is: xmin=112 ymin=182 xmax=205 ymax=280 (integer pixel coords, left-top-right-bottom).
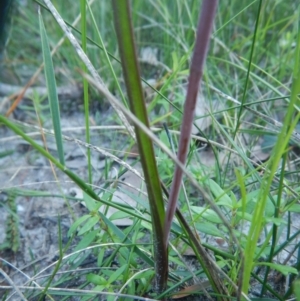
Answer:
xmin=164 ymin=0 xmax=218 ymax=242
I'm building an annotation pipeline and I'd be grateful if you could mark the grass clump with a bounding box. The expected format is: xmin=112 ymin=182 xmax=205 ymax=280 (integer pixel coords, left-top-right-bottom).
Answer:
xmin=0 ymin=0 xmax=299 ymax=300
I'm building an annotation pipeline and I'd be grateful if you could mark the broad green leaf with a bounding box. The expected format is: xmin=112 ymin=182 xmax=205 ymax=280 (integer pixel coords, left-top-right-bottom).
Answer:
xmin=261 ymin=134 xmax=277 ymax=153
xmin=141 ymin=220 xmax=152 ymax=231
xmin=236 ymin=211 xmax=255 ymax=222
xmin=74 ymin=229 xmax=98 ymax=252
xmin=293 ymin=280 xmax=300 ymax=301
xmin=171 ymin=51 xmax=179 ymax=70
xmin=195 ymin=222 xmax=224 ymax=237
xmin=286 ymin=203 xmax=300 ymax=213
xmin=109 ymin=210 xmax=131 ymax=221
xmin=206 ymin=179 xmax=233 ymax=208
xmin=97 ymin=248 xmax=105 ymax=266
xmin=68 ymin=229 xmax=98 ymax=264
xmin=78 ymin=216 xmax=99 ymax=235
xmin=67 ymin=214 xmax=90 ymax=237
xmin=191 ymin=206 xmax=223 ymax=224
xmin=256 ymin=262 xmax=297 ymax=276
xmin=108 ymin=264 xmax=127 ymax=284
xmin=239 ymin=190 xmax=274 ymax=217
xmin=86 ymin=274 xmax=107 ymax=286
xmin=133 ymin=269 xmax=154 ymax=280
xmin=118 ymin=187 xmax=150 ymax=211
xmin=264 ymin=217 xmax=287 ymax=226
xmin=98 ymin=211 xmax=154 ymax=267
xmin=83 ymin=191 xmax=99 ymax=211
xmin=93 ymin=285 xmax=106 ymax=292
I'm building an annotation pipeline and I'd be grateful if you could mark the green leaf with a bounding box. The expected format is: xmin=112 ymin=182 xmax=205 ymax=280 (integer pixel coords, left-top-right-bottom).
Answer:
xmin=264 ymin=216 xmax=287 ymax=226
xmin=83 ymin=191 xmax=99 ymax=211
xmin=108 ymin=264 xmax=127 ymax=284
xmin=97 ymin=248 xmax=105 ymax=266
xmin=74 ymin=229 xmax=98 ymax=252
xmin=238 ymin=190 xmax=274 ymax=217
xmin=109 ymin=210 xmax=131 ymax=221
xmin=195 ymin=222 xmax=224 ymax=237
xmin=39 ymin=10 xmax=65 ymax=165
xmin=98 ymin=211 xmax=154 ymax=267
xmin=206 ymin=179 xmax=233 ymax=208
xmin=118 ymin=187 xmax=150 ymax=211
xmin=286 ymin=203 xmax=300 ymax=213
xmin=261 ymin=134 xmax=277 ymax=153
xmin=68 ymin=229 xmax=98 ymax=264
xmin=191 ymin=206 xmax=223 ymax=224
xmin=78 ymin=216 xmax=99 ymax=235
xmin=86 ymin=274 xmax=107 ymax=286
xmin=80 ymin=0 xmax=92 ymax=185
xmin=293 ymin=280 xmax=300 ymax=301
xmin=257 ymin=262 xmax=298 ymax=276
xmin=236 ymin=211 xmax=254 ymax=222
xmin=0 ymin=150 xmax=14 ymax=158
xmin=133 ymin=269 xmax=154 ymax=281
xmin=67 ymin=214 xmax=90 ymax=237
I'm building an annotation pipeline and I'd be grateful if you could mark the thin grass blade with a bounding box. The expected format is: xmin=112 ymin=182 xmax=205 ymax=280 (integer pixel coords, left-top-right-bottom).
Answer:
xmin=242 ymin=4 xmax=300 ymax=294
xmin=39 ymin=9 xmax=65 ymax=165
xmin=80 ymin=0 xmax=92 ymax=184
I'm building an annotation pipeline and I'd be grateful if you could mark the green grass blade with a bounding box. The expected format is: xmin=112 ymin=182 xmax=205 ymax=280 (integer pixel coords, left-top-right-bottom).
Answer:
xmin=80 ymin=0 xmax=92 ymax=184
xmin=86 ymin=2 xmax=129 ymax=109
xmin=39 ymin=9 xmax=65 ymax=165
xmin=42 ymin=0 xmax=135 ymax=140
xmin=233 ymin=0 xmax=262 ymax=132
xmin=111 ymin=0 xmax=167 ymax=293
xmin=242 ymin=4 xmax=300 ymax=293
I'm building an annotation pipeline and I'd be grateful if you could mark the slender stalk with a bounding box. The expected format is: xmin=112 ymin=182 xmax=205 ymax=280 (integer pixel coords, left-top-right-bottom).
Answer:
xmin=164 ymin=0 xmax=218 ymax=242
xmin=111 ymin=0 xmax=167 ymax=293
xmin=80 ymin=0 xmax=92 ymax=184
